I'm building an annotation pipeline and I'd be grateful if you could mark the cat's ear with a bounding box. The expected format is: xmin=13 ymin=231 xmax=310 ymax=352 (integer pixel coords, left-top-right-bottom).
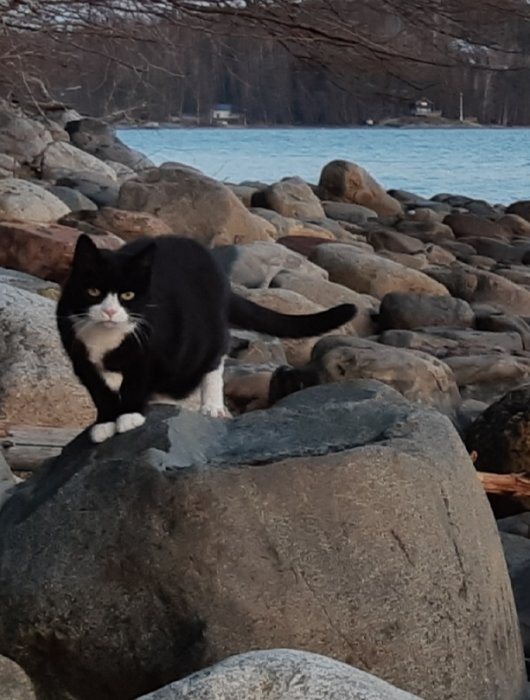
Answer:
xmin=129 ymin=240 xmax=156 ymax=273
xmin=72 ymin=235 xmax=101 ymax=270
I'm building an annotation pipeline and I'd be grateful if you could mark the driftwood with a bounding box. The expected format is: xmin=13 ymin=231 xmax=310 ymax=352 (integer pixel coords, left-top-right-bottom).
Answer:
xmin=476 ymin=472 xmax=530 ymax=498
xmin=0 ymin=425 xmax=80 ymax=472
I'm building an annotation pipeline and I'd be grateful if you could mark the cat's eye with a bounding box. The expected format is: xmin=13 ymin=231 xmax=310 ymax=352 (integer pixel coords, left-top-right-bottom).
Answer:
xmin=87 ymin=288 xmax=101 ymax=297
xmin=120 ymin=291 xmax=135 ymax=301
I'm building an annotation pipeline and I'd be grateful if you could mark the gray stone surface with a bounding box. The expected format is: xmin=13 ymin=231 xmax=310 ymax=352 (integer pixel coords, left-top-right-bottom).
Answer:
xmin=378 ymin=292 xmax=474 ymax=331
xmin=0 ymin=281 xmax=93 ymax=427
xmin=0 ymin=178 xmax=70 ymax=223
xmin=0 ymin=382 xmax=524 ymax=700
xmin=138 ymin=649 xmax=423 ymax=700
xmin=0 ymin=656 xmax=35 ymax=700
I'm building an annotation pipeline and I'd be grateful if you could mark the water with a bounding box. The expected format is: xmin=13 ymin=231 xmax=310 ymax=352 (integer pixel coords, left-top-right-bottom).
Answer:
xmin=117 ymin=127 xmax=530 ymax=204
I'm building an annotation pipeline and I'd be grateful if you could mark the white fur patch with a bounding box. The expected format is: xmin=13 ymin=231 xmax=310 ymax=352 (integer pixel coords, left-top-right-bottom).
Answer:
xmin=73 ymin=293 xmax=135 ymax=390
xmin=90 ymin=421 xmax=116 ymax=443
xmin=101 ymin=371 xmax=123 ymax=392
xmin=200 ymin=358 xmax=230 ymax=418
xmin=116 ymin=412 xmax=145 ymax=433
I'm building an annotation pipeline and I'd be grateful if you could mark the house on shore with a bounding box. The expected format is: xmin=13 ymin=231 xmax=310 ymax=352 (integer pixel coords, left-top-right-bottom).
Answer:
xmin=410 ymin=98 xmax=442 ymax=118
xmin=210 ymin=103 xmax=245 ymax=126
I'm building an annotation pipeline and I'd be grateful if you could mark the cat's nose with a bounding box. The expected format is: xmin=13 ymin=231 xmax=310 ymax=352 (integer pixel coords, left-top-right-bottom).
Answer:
xmin=104 ymin=308 xmax=117 ymax=319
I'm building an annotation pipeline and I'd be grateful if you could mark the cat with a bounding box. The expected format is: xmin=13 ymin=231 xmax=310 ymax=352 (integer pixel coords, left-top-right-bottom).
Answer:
xmin=57 ymin=234 xmax=357 ymax=443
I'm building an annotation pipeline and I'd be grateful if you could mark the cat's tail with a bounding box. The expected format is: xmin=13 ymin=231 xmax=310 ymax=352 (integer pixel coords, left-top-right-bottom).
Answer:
xmin=228 ymin=293 xmax=357 ymax=338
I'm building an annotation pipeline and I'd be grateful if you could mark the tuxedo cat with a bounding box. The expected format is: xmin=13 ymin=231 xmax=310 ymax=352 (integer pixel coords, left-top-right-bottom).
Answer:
xmin=57 ymin=234 xmax=357 ymax=443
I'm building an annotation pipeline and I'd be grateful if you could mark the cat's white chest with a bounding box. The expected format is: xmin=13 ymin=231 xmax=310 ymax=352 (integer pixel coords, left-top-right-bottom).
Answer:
xmin=75 ymin=322 xmax=132 ymax=392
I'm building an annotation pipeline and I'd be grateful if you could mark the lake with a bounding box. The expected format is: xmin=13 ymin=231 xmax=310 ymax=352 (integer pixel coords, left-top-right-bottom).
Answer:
xmin=117 ymin=127 xmax=530 ymax=205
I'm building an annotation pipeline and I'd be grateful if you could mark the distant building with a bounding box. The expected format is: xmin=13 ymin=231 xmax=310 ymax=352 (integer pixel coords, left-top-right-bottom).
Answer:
xmin=210 ymin=103 xmax=243 ymax=125
xmin=410 ymin=97 xmax=441 ymax=117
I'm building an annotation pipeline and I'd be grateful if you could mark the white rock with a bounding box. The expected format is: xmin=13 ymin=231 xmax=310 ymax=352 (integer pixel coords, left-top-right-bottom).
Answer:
xmin=0 ymin=178 xmax=70 ymax=223
xmin=138 ymin=649 xmax=424 ymax=700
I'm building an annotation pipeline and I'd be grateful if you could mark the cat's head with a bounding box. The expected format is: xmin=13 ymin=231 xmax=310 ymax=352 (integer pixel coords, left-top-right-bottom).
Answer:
xmin=65 ymin=235 xmax=155 ymax=328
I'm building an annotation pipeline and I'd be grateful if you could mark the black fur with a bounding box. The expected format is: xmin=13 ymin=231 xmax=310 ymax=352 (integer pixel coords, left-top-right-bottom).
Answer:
xmin=57 ymin=235 xmax=357 ymax=428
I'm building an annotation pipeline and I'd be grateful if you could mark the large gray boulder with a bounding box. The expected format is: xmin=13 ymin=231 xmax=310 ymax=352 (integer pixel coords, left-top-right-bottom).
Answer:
xmin=0 ymin=178 xmax=70 ymax=223
xmin=0 ymin=103 xmax=53 ymax=164
xmin=118 ymin=165 xmax=274 ymax=246
xmin=0 ymin=382 xmax=524 ymax=700
xmin=0 ymin=275 xmax=93 ymax=428
xmin=138 ymin=649 xmax=423 ymax=700
xmin=66 ymin=118 xmax=154 ymax=171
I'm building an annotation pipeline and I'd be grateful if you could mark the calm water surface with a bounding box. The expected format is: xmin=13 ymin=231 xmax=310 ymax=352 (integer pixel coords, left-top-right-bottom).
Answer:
xmin=118 ymin=127 xmax=530 ymax=204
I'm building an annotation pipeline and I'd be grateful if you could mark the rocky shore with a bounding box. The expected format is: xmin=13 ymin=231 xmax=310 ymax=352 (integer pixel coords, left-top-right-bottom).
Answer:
xmin=1 ymin=99 xmax=530 ymax=699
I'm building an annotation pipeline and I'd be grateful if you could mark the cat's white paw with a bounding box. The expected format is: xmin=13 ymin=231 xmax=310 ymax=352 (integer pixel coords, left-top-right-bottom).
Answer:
xmin=116 ymin=412 xmax=146 ymax=433
xmin=90 ymin=421 xmax=116 ymax=443
xmin=200 ymin=403 xmax=231 ymax=419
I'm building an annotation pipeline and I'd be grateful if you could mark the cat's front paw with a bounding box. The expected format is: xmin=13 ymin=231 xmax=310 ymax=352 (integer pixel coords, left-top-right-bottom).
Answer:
xmin=200 ymin=403 xmax=231 ymax=419
xmin=116 ymin=412 xmax=146 ymax=433
xmin=90 ymin=421 xmax=116 ymax=443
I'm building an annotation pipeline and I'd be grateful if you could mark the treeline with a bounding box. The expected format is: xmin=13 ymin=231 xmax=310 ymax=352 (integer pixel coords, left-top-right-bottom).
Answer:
xmin=3 ymin=0 xmax=530 ymax=125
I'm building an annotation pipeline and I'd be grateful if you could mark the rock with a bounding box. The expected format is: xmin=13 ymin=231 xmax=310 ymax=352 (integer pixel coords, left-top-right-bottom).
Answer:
xmin=420 ymin=328 xmax=522 ymax=354
xmin=0 ymin=382 xmax=524 ymax=700
xmin=318 ymin=160 xmax=402 ymax=216
xmin=458 ymin=237 xmax=528 ymax=264
xmin=500 ymin=532 xmax=530 ymax=661
xmin=377 ymin=250 xmax=428 ymax=270
xmin=455 ymin=398 xmax=489 ymax=435
xmin=378 ymin=329 xmax=461 ymax=358
xmin=228 ymin=330 xmax=286 ymax=366
xmin=0 ymin=281 xmax=93 ymax=427
xmin=226 ymin=184 xmax=258 ymax=207
xmin=309 ymin=244 xmax=449 ymax=299
xmin=277 ymin=235 xmax=339 ymax=258
xmin=464 ymin=199 xmax=499 ymax=217
xmin=55 ymin=173 xmax=120 ymax=208
xmin=0 ymin=222 xmax=121 ymax=284
xmin=46 ymin=185 xmax=98 ymax=212
xmin=311 ymin=336 xmax=459 ymax=414
xmin=378 ymin=293 xmax=475 ymax=331
xmin=427 ymin=264 xmax=530 ymax=315
xmin=263 ymin=177 xmax=326 ymax=219
xmin=40 ymin=141 xmax=118 ymax=183
xmin=425 ymin=266 xmax=478 ymax=300
xmin=0 ymin=104 xmax=53 ymax=164
xmin=223 ymin=370 xmax=274 ymax=414
xmin=499 ymin=513 xmax=530 ymax=538
xmin=0 ymin=451 xmax=17 ymax=510
xmin=367 ymin=228 xmax=425 ymax=255
xmin=0 ymin=153 xmax=17 ymax=178
xmin=322 ymin=201 xmax=378 ymax=225
xmin=379 ymin=292 xmax=475 ymax=330
xmin=0 ymin=178 xmax=70 ymax=223
xmin=105 ymin=160 xmax=136 ymax=184
xmin=138 ymin=649 xmax=423 ymax=700
xmin=444 ymin=356 xmax=530 ymax=403
xmin=0 ymin=266 xmax=60 ymax=298
xmin=90 ymin=207 xmax=173 ymax=240
xmin=0 ymin=656 xmax=35 ymax=700
xmin=213 ymin=241 xmax=328 ymax=289
xmin=465 ymin=386 xmax=530 ymax=475
xmin=272 ymin=270 xmax=378 ymax=337
xmin=424 ymin=243 xmax=456 ymax=266
xmin=475 ymin=310 xmax=530 ymax=350
xmin=444 ymin=214 xmax=511 ymax=241
xmin=498 ymin=214 xmax=530 ymax=238
xmin=438 ymin=240 xmax=477 ymax=257
xmin=118 ymin=166 xmax=274 ymax=247
xmin=394 ymin=220 xmax=455 ymax=243
xmin=66 ymin=118 xmax=154 ymax=171
xmin=506 ymin=201 xmax=530 ymax=223
xmin=235 ymin=288 xmax=338 ymax=366
xmin=250 ymin=208 xmax=335 ymax=240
